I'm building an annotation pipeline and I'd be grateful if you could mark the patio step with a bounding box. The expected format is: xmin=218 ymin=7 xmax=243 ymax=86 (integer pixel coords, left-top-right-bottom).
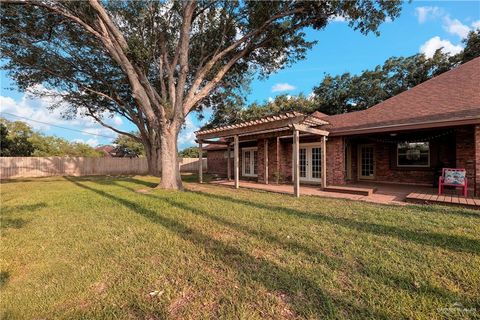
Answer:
xmin=323 ymin=185 xmax=376 ymax=196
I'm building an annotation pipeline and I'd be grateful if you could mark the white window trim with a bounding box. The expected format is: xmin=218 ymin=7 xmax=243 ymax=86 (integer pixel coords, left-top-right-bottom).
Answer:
xmin=242 ymin=147 xmax=258 ymax=177
xmin=396 ymin=142 xmax=430 ymax=168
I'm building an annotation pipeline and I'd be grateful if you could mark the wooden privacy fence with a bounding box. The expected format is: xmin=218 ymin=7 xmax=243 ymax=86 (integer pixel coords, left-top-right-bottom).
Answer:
xmin=0 ymin=157 xmax=207 ymax=179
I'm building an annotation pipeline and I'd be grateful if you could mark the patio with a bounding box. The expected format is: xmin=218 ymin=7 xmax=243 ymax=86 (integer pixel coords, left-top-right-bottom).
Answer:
xmin=210 ymin=179 xmax=480 ymax=208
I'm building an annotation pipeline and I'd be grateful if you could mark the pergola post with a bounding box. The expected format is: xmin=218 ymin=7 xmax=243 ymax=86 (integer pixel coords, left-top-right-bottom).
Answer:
xmin=198 ymin=140 xmax=203 ymax=183
xmin=227 ymin=144 xmax=231 ymax=181
xmin=264 ymin=139 xmax=269 ymax=184
xmin=234 ymin=135 xmax=239 ymax=189
xmin=321 ymin=135 xmax=327 ymax=189
xmin=293 ymin=129 xmax=300 ymax=197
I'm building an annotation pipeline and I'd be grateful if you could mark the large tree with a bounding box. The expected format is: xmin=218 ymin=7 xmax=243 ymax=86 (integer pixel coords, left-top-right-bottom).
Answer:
xmin=1 ymin=0 xmax=401 ymax=189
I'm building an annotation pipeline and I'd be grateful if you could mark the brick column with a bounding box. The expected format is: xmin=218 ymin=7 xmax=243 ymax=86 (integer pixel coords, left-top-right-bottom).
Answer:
xmin=455 ymin=126 xmax=475 ymax=196
xmin=475 ymin=125 xmax=480 ymax=197
xmin=326 ymin=137 xmax=346 ymax=185
xmin=257 ymin=138 xmax=266 ymax=183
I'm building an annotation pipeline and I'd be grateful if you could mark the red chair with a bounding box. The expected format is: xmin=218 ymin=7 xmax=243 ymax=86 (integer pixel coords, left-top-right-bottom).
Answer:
xmin=438 ymin=168 xmax=468 ymax=197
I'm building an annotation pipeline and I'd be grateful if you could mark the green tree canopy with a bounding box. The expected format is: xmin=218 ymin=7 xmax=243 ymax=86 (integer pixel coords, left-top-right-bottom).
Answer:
xmin=178 ymin=146 xmax=205 ymax=158
xmin=113 ymin=133 xmax=145 ymax=157
xmin=0 ymin=118 xmax=102 ymax=157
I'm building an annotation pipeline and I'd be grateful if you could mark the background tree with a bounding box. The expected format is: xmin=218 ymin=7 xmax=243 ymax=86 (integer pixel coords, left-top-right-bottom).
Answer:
xmin=0 ymin=123 xmax=12 ymax=156
xmin=113 ymin=133 xmax=145 ymax=158
xmin=0 ymin=118 xmax=102 ymax=157
xmin=1 ymin=0 xmax=401 ymax=189
xmin=460 ymin=29 xmax=480 ymax=63
xmin=178 ymin=146 xmax=205 ymax=158
xmin=0 ymin=119 xmax=35 ymax=156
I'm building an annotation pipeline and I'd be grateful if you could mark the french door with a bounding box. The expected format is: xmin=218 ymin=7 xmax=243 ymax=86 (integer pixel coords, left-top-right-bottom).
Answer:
xmin=299 ymin=144 xmax=322 ymax=183
xmin=358 ymin=144 xmax=375 ymax=180
xmin=242 ymin=148 xmax=258 ymax=177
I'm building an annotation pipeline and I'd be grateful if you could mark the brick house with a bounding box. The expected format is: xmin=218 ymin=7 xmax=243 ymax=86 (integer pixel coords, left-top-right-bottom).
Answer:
xmin=196 ymin=57 xmax=480 ymax=197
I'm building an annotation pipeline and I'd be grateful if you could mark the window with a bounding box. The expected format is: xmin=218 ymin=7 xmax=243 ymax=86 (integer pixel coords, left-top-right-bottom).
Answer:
xmin=397 ymin=142 xmax=430 ymax=167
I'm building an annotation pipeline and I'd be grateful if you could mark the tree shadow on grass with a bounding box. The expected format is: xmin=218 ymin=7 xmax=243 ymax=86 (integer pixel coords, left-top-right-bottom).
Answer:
xmin=134 ymin=190 xmax=469 ymax=305
xmin=187 ymin=190 xmax=480 ymax=255
xmin=66 ymin=177 xmax=392 ymax=319
xmin=0 ymin=271 xmax=9 ymax=289
xmin=99 ymin=179 xmax=466 ymax=303
xmin=406 ymin=204 xmax=480 ymax=219
xmin=1 ymin=203 xmax=47 ymax=215
xmin=1 ymin=203 xmax=47 ymax=231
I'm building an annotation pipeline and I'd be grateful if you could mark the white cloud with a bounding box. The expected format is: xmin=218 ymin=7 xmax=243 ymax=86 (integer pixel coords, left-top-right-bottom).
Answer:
xmin=443 ymin=16 xmax=470 ymax=38
xmin=415 ymin=6 xmax=443 ymax=24
xmin=271 ymin=83 xmax=296 ymax=92
xmin=74 ymin=138 xmax=99 ymax=147
xmin=0 ymin=85 xmax=123 ymax=143
xmin=471 ymin=20 xmax=480 ymax=30
xmin=330 ymin=15 xmax=346 ymax=23
xmin=419 ymin=36 xmax=463 ymax=58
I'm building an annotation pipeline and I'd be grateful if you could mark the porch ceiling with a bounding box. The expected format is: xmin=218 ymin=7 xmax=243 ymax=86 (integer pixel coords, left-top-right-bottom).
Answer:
xmin=195 ymin=112 xmax=329 ymax=140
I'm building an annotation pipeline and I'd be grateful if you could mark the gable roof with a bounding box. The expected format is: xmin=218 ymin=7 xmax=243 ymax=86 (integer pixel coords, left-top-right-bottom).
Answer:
xmin=323 ymin=57 xmax=480 ymax=135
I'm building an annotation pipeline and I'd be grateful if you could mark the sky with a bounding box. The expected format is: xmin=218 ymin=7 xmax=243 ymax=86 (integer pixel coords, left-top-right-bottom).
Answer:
xmin=1 ymin=1 xmax=479 ymax=150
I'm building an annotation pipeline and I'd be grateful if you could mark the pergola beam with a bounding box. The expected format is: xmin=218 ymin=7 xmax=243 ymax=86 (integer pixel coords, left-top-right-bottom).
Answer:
xmin=292 ymin=124 xmax=329 ymax=136
xmin=195 ymin=139 xmax=228 ymax=145
xmin=197 ymin=116 xmax=307 ymax=139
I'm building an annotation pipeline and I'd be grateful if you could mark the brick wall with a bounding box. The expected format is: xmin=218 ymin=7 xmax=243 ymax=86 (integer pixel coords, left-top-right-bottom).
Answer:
xmin=257 ymin=139 xmax=266 ymax=183
xmin=206 ymin=149 xmax=229 ymax=175
xmin=456 ymin=126 xmax=476 ymax=195
xmin=373 ymin=142 xmax=436 ymax=185
xmin=348 ymin=132 xmax=456 ymax=186
xmin=344 ymin=126 xmax=473 ymax=189
xmin=476 ymin=125 xmax=480 ymax=196
xmin=326 ymin=137 xmax=346 ymax=185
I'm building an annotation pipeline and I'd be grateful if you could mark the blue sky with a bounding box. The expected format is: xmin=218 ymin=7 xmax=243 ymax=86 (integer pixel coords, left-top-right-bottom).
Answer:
xmin=1 ymin=1 xmax=479 ymax=150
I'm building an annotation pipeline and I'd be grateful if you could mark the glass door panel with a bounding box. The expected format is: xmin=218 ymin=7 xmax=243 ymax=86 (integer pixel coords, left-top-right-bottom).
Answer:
xmin=300 ymin=148 xmax=307 ymax=178
xmin=359 ymin=145 xmax=375 ymax=179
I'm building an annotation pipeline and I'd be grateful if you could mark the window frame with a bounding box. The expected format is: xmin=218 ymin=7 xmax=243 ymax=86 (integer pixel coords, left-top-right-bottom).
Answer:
xmin=396 ymin=141 xmax=430 ymax=168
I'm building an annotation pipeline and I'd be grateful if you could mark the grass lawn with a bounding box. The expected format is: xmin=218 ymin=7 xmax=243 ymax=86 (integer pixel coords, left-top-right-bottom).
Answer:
xmin=1 ymin=175 xmax=479 ymax=319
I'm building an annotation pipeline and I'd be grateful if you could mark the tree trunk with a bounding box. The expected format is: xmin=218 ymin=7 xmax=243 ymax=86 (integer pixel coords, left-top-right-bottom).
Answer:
xmin=145 ymin=146 xmax=161 ymax=176
xmin=143 ymin=137 xmax=161 ymax=177
xmin=156 ymin=126 xmax=183 ymax=190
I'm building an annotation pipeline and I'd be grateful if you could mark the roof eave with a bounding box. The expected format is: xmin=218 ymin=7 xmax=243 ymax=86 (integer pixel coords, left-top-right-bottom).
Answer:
xmin=329 ymin=116 xmax=480 ymax=136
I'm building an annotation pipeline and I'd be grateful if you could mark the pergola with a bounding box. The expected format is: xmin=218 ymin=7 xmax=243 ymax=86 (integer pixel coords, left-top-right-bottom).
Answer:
xmin=195 ymin=112 xmax=330 ymax=197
